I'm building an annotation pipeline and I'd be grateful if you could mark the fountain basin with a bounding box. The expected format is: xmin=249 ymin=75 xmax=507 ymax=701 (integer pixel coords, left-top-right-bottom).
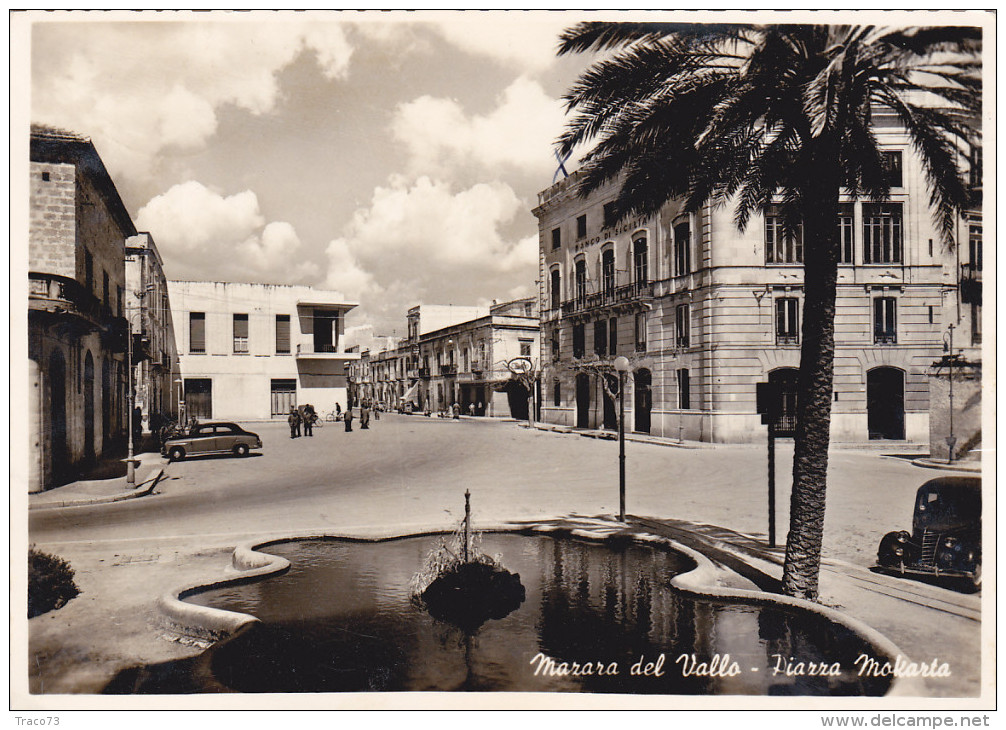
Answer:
xmin=135 ymin=526 xmax=914 ymax=696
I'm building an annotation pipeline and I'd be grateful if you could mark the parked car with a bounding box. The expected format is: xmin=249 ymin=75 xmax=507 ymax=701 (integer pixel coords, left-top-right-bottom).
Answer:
xmin=876 ymin=476 xmax=981 ymax=591
xmin=162 ymin=421 xmax=262 ymax=462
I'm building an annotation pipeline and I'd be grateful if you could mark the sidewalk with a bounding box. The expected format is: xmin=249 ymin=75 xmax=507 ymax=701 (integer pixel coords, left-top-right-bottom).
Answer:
xmin=29 ymin=441 xmax=168 ymax=510
xmin=520 ymin=420 xmax=968 ymax=463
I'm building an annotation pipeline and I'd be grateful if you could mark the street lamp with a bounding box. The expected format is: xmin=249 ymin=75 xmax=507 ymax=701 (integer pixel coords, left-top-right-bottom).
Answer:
xmin=943 ymin=324 xmax=957 ymax=464
xmin=613 ymin=355 xmax=630 ymax=522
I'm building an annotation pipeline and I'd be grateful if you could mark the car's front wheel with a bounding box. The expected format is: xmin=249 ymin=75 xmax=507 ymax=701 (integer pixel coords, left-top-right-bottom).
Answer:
xmin=234 ymin=443 xmax=250 ymax=457
xmin=168 ymin=446 xmax=186 ymax=462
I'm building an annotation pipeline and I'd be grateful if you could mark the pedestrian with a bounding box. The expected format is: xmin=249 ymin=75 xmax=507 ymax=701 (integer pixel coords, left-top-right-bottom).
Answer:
xmin=477 ymin=401 xmax=483 ymax=416
xmin=289 ymin=407 xmax=301 ymax=439
xmin=468 ymin=402 xmax=475 ymax=417
xmin=344 ymin=407 xmax=354 ymax=432
xmin=132 ymin=406 xmax=143 ymax=446
xmin=303 ymin=404 xmax=315 ymax=437
xmin=361 ymin=398 xmax=371 ymax=429
xmin=452 ymin=402 xmax=460 ymax=419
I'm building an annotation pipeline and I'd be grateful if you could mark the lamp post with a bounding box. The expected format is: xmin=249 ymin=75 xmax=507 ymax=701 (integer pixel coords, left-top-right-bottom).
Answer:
xmin=613 ymin=356 xmax=630 ymax=522
xmin=174 ymin=377 xmax=184 ymax=423
xmin=944 ymin=324 xmax=957 ymax=464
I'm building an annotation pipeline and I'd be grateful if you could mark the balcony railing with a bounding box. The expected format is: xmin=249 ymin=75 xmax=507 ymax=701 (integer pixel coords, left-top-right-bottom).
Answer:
xmin=418 ymin=367 xmax=431 ymax=378
xmin=560 ymin=280 xmax=654 ymax=316
xmin=874 ymin=331 xmax=898 ymax=345
xmin=440 ymin=364 xmax=457 ymax=376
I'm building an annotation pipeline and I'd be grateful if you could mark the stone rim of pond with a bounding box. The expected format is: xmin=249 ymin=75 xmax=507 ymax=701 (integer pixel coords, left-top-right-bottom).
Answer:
xmin=157 ymin=521 xmax=925 ymax=697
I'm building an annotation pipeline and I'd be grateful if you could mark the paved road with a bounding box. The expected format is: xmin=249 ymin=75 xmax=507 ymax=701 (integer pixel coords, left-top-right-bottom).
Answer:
xmin=31 ymin=414 xmax=935 ymax=565
xmin=27 ymin=414 xmax=983 ymax=697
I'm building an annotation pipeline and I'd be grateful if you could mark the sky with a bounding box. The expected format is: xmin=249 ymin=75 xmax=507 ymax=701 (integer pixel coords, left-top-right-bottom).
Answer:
xmin=26 ymin=11 xmax=593 ymax=348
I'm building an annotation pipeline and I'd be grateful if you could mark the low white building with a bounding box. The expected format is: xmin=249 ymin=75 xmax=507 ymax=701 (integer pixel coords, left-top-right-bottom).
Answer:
xmin=168 ymin=281 xmax=358 ymax=421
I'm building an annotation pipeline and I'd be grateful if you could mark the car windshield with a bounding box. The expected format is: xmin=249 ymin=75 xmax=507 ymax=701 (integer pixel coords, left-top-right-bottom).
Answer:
xmin=915 ymin=486 xmax=981 ymax=527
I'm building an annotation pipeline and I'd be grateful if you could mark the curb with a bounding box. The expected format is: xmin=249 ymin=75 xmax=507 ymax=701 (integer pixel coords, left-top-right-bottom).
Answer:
xmin=910 ymin=458 xmax=982 ymax=473
xmin=28 ymin=467 xmax=166 ymax=511
xmin=156 ymin=520 xmax=919 ymax=697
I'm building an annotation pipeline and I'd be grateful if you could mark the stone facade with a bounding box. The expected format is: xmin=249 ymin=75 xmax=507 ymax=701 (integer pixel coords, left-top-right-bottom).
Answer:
xmin=535 ymin=127 xmax=951 ymax=444
xmin=169 ymin=280 xmax=358 ymax=421
xmin=28 ymin=125 xmax=135 ymax=491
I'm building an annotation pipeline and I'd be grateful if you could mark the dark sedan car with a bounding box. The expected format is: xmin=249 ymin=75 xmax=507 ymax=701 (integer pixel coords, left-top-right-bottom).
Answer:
xmin=876 ymin=476 xmax=981 ymax=591
xmin=162 ymin=421 xmax=262 ymax=462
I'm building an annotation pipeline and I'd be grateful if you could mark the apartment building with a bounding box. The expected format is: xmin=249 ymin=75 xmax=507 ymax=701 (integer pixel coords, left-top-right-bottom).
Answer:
xmin=169 ymin=281 xmax=358 ymax=421
xmin=28 ymin=125 xmax=134 ymax=491
xmin=349 ymin=299 xmax=540 ymax=418
xmin=534 ymin=121 xmax=952 ymax=444
xmin=125 ymin=232 xmax=181 ymax=432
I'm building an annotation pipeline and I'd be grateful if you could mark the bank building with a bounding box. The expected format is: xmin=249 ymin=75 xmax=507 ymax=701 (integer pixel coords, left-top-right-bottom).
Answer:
xmin=533 ymin=123 xmax=978 ymax=445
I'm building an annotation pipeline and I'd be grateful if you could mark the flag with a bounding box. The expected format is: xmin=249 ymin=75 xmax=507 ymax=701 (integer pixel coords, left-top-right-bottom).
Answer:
xmin=552 ymin=149 xmax=571 ymax=184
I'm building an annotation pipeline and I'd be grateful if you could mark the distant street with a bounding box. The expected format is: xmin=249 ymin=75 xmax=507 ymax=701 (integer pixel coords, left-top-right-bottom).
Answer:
xmin=33 ymin=414 xmax=930 ymax=569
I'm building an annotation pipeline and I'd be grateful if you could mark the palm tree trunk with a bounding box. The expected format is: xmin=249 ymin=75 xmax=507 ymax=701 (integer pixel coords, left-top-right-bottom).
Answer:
xmin=781 ymin=166 xmax=841 ymax=601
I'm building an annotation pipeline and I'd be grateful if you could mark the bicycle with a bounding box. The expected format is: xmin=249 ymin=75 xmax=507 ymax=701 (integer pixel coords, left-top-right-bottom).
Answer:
xmin=311 ymin=413 xmax=324 ymax=429
xmin=324 ymin=409 xmax=342 ymax=422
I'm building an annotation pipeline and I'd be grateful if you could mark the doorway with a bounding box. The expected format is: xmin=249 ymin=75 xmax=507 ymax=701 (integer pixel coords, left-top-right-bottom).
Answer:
xmin=867 ymin=367 xmax=905 ymax=440
xmin=768 ymin=368 xmax=799 ymax=436
xmin=185 ymin=378 xmax=213 ymax=421
xmin=83 ymin=350 xmax=95 ymax=464
xmin=49 ymin=352 xmax=68 ymax=483
xmin=634 ymin=369 xmax=652 ymax=433
xmin=575 ymin=373 xmax=590 ymax=429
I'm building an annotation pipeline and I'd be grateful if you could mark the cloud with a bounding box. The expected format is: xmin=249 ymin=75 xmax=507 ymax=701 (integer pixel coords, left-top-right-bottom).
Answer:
xmin=135 ymin=181 xmax=319 ymax=283
xmin=32 ymin=22 xmax=355 ymax=181
xmin=325 ymin=175 xmax=539 ymax=332
xmin=390 ymin=76 xmax=565 ymax=178
xmin=430 ymin=17 xmax=568 ymax=73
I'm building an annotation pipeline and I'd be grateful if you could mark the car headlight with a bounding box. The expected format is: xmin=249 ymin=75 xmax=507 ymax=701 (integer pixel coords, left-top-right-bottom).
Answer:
xmin=943 ymin=536 xmax=958 ymax=550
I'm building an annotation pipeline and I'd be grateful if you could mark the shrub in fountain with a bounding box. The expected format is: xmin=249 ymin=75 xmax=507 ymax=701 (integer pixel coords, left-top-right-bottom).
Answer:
xmin=410 ymin=491 xmax=525 ymax=631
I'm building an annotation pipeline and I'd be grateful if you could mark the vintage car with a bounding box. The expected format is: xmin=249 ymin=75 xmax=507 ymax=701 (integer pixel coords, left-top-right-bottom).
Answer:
xmin=162 ymin=421 xmax=262 ymax=461
xmin=876 ymin=476 xmax=981 ymax=591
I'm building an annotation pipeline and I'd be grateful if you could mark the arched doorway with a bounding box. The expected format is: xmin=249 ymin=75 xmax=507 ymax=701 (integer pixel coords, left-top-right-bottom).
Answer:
xmin=634 ymin=369 xmax=652 ymax=433
xmin=768 ymin=368 xmax=799 ymax=436
xmin=575 ymin=372 xmax=590 ymax=429
xmin=602 ymin=374 xmax=618 ymax=431
xmin=102 ymin=358 xmax=111 ymax=445
xmin=83 ymin=350 xmax=95 ymax=464
xmin=867 ymin=367 xmax=905 ymax=440
xmin=48 ymin=352 xmax=68 ymax=484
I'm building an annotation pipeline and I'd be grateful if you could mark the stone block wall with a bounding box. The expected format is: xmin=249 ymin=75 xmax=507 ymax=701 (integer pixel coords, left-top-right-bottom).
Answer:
xmin=29 ymin=161 xmax=76 ymax=277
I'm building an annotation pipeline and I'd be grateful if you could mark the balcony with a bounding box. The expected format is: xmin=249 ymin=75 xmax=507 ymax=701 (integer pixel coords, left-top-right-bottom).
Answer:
xmin=30 ymin=272 xmax=130 ymax=346
xmin=439 ymin=364 xmax=458 ymax=376
xmin=960 ymin=263 xmax=982 ymax=305
xmin=418 ymin=367 xmax=431 ymax=379
xmin=874 ymin=331 xmax=898 ymax=345
xmin=560 ymin=280 xmax=654 ymax=317
xmin=294 ymin=344 xmax=360 ymax=360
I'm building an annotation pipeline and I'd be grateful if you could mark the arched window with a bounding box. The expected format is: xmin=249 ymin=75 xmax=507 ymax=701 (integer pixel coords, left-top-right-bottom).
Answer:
xmin=602 ymin=248 xmax=616 ymax=297
xmin=575 ymin=258 xmax=587 ymax=303
xmin=633 ymin=237 xmax=648 ymax=285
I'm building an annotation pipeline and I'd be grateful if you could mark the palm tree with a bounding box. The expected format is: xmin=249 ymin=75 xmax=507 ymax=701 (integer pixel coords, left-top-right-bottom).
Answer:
xmin=557 ymin=23 xmax=981 ymax=600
